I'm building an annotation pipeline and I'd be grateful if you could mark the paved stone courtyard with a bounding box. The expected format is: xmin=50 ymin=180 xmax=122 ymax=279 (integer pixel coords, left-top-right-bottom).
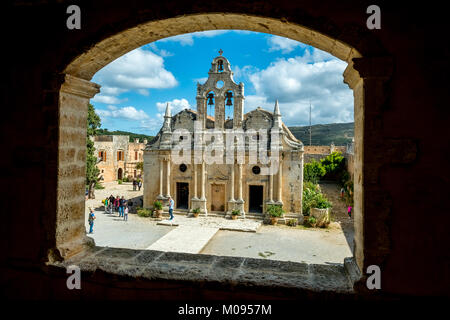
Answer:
xmin=86 ymin=181 xmax=353 ymax=265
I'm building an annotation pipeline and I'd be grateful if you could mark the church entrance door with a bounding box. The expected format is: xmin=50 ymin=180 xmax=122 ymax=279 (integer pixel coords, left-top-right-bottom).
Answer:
xmin=249 ymin=185 xmax=263 ymax=213
xmin=176 ymin=182 xmax=189 ymax=209
xmin=118 ymin=168 xmax=123 ymax=180
xmin=211 ymin=184 xmax=225 ymax=212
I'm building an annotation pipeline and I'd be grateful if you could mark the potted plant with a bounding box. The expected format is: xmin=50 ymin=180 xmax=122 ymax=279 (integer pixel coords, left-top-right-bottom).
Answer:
xmin=191 ymin=207 xmax=200 ymax=218
xmin=153 ymin=200 xmax=163 ymax=218
xmin=137 ymin=207 xmax=152 ymax=218
xmin=286 ymin=218 xmax=298 ymax=227
xmin=231 ymin=209 xmax=240 ymax=220
xmin=266 ymin=204 xmax=284 ymax=225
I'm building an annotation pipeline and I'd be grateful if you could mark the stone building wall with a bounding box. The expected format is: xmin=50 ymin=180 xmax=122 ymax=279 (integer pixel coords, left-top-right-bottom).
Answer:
xmin=94 ymin=136 xmax=146 ymax=182
xmin=94 ymin=135 xmax=128 ymax=182
xmin=125 ymin=138 xmax=146 ymax=179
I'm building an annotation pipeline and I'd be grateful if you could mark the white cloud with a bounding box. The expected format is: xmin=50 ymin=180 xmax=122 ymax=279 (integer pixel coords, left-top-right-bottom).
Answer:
xmin=156 ymin=98 xmax=191 ymax=115
xmin=267 ymin=35 xmax=306 ymax=54
xmin=92 ymin=95 xmax=125 ymax=104
xmin=245 ymin=48 xmax=353 ymax=126
xmin=157 ymin=30 xmax=230 ymax=46
xmin=92 ymin=48 xmax=177 ymax=103
xmin=146 ymin=43 xmax=174 ymax=57
xmin=193 ymin=77 xmax=208 ymax=84
xmin=97 ymin=106 xmax=150 ymax=121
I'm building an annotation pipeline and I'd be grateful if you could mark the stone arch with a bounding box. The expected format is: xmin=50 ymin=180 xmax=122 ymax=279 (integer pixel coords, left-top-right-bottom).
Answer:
xmin=56 ymin=12 xmax=393 ymax=288
xmin=63 ymin=13 xmax=367 ymax=79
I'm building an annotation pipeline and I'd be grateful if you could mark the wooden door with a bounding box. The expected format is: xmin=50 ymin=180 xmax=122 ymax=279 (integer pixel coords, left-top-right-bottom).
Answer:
xmin=211 ymin=184 xmax=225 ymax=212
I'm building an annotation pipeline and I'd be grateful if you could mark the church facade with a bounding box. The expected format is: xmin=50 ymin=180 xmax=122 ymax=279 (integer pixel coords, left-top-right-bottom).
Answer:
xmin=143 ymin=53 xmax=304 ymax=218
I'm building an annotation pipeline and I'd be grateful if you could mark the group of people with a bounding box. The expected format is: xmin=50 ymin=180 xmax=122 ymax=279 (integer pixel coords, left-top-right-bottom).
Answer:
xmin=103 ymin=195 xmax=131 ymax=221
xmin=132 ymin=179 xmax=142 ymax=191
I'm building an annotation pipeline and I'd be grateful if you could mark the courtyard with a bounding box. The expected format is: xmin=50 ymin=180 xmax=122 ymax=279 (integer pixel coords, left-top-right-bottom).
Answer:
xmin=86 ymin=181 xmax=353 ymax=265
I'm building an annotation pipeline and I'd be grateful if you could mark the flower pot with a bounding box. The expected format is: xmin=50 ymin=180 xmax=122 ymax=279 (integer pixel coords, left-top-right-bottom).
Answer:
xmin=270 ymin=217 xmax=278 ymax=225
xmin=310 ymin=208 xmax=330 ymax=227
xmin=231 ymin=215 xmax=238 ymax=220
xmin=153 ymin=210 xmax=162 ymax=218
xmin=193 ymin=212 xmax=200 ymax=218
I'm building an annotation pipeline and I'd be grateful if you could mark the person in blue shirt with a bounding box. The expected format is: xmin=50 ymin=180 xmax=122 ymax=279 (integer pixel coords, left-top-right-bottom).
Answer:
xmin=168 ymin=196 xmax=174 ymax=220
xmin=88 ymin=208 xmax=95 ymax=234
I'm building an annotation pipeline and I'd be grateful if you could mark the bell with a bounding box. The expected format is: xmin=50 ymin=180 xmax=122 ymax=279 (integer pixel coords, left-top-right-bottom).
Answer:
xmin=207 ymin=93 xmax=214 ymax=105
xmin=226 ymin=98 xmax=233 ymax=106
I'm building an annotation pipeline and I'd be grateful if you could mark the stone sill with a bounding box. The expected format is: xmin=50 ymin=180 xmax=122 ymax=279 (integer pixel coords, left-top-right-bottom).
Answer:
xmin=51 ymin=246 xmax=356 ymax=295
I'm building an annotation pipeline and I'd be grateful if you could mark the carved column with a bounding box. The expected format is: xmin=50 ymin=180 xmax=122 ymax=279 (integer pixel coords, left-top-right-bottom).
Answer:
xmin=237 ymin=164 xmax=243 ymax=201
xmin=269 ymin=172 xmax=274 ymax=202
xmin=158 ymin=157 xmax=164 ymax=197
xmin=277 ymin=158 xmax=283 ymax=203
xmin=57 ymin=74 xmax=100 ymax=258
xmin=200 ymin=161 xmax=205 ymax=200
xmin=166 ymin=157 xmax=171 ymax=197
xmin=230 ymin=163 xmax=235 ymax=201
xmin=226 ymin=162 xmax=236 ymax=217
xmin=193 ymin=163 xmax=198 ymax=199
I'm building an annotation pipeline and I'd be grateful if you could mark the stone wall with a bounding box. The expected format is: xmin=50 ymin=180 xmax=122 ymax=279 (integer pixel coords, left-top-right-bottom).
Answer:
xmin=94 ymin=136 xmax=145 ymax=182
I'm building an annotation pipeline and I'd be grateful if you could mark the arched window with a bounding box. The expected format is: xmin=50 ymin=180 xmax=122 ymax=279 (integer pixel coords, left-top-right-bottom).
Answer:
xmin=207 ymin=91 xmax=215 ymax=118
xmin=225 ymin=90 xmax=234 ymax=120
xmin=217 ymin=59 xmax=224 ymax=72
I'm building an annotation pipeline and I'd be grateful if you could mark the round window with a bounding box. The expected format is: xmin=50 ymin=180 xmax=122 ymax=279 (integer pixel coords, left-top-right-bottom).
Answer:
xmin=216 ymin=80 xmax=224 ymax=88
xmin=179 ymin=164 xmax=187 ymax=172
xmin=252 ymin=166 xmax=261 ymax=175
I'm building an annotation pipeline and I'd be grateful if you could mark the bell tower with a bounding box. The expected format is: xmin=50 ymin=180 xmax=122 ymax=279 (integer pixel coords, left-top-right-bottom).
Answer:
xmin=196 ymin=50 xmax=244 ymax=130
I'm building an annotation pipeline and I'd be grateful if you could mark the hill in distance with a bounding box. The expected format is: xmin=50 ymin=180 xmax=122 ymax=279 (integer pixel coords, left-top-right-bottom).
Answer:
xmin=97 ymin=123 xmax=354 ymax=146
xmin=97 ymin=128 xmax=154 ymax=143
xmin=288 ymin=122 xmax=354 ymax=146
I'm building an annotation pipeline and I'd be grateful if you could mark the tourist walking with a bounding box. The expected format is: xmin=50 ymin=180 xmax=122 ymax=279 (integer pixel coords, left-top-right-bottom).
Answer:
xmin=104 ymin=197 xmax=108 ymax=213
xmin=168 ymin=196 xmax=174 ymax=220
xmin=88 ymin=208 xmax=96 ymax=234
xmin=124 ymin=203 xmax=129 ymax=221
xmin=119 ymin=196 xmax=126 ymax=217
xmin=132 ymin=179 xmax=136 ymax=191
xmin=340 ymin=187 xmax=345 ymax=199
xmin=114 ymin=196 xmax=120 ymax=213
xmin=347 ymin=205 xmax=352 ymax=218
xmin=138 ymin=180 xmax=142 ymax=191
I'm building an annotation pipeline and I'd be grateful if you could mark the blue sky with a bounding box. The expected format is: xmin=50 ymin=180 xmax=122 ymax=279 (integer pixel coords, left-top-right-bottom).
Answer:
xmin=91 ymin=30 xmax=353 ymax=136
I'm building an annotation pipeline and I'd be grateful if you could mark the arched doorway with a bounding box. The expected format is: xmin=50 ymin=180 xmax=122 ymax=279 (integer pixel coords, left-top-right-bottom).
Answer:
xmin=118 ymin=168 xmax=123 ymax=180
xmin=56 ymin=12 xmax=392 ymax=284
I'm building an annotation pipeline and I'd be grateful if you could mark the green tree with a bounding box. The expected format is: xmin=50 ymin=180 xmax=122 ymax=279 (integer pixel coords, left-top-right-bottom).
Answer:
xmin=304 ymin=160 xmax=326 ymax=184
xmin=135 ymin=161 xmax=144 ymax=172
xmin=86 ymin=103 xmax=101 ymax=199
xmin=320 ymin=151 xmax=346 ymax=181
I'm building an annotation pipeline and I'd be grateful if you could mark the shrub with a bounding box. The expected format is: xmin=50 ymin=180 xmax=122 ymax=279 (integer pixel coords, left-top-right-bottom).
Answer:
xmin=118 ymin=179 xmax=122 ymax=184
xmin=304 ymin=160 xmax=326 ymax=184
xmin=122 ymin=177 xmax=129 ymax=182
xmin=304 ymin=216 xmax=317 ymax=227
xmin=192 ymin=208 xmax=200 ymax=214
xmin=95 ymin=182 xmax=104 ymax=189
xmin=266 ymin=204 xmax=284 ymax=217
xmin=231 ymin=209 xmax=240 ymax=216
xmin=137 ymin=208 xmax=152 ymax=217
xmin=286 ymin=219 xmax=298 ymax=227
xmin=302 ymin=183 xmax=332 ymax=215
xmin=153 ymin=200 xmax=163 ymax=210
